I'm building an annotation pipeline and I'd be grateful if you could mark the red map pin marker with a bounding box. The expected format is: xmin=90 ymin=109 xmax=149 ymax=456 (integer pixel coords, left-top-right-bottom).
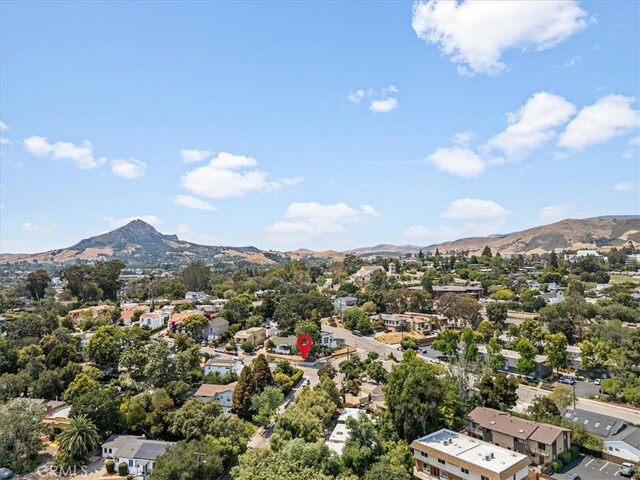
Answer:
xmin=296 ymin=333 xmax=313 ymax=359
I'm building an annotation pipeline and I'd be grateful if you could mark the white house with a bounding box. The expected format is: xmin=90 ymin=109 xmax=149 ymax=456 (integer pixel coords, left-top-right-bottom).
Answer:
xmin=102 ymin=435 xmax=174 ymax=479
xmin=270 ymin=336 xmax=298 ymax=355
xmin=320 ymin=331 xmax=339 ymax=349
xmin=334 ymin=296 xmax=358 ymax=312
xmin=201 ymin=317 xmax=229 ymax=341
xmin=185 ymin=291 xmax=210 ymax=301
xmin=327 ymin=408 xmax=367 ymax=455
xmin=204 ymin=354 xmax=244 ymax=376
xmin=353 ymin=265 xmax=385 ymax=284
xmin=138 ymin=311 xmax=169 ymax=330
xmin=193 ymin=382 xmax=237 ymax=416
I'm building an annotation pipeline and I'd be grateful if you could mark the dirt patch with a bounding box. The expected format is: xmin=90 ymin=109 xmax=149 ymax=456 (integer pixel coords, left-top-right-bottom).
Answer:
xmin=375 ymin=331 xmax=424 ymax=345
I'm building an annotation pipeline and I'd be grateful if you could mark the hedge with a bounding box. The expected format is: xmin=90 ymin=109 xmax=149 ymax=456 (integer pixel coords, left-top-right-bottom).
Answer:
xmin=559 ymin=450 xmax=572 ymax=465
xmin=290 ymin=368 xmax=303 ymax=385
xmin=570 ymin=445 xmax=580 ymax=459
xmin=551 ymin=460 xmax=563 ymax=472
xmin=105 ymin=460 xmax=115 ymax=474
xmin=118 ymin=462 xmax=128 ymax=476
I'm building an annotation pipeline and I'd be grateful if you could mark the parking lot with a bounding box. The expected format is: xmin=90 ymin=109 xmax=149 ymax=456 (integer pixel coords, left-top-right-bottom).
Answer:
xmin=552 ymin=455 xmax=623 ymax=479
xmin=551 ymin=379 xmax=601 ymax=399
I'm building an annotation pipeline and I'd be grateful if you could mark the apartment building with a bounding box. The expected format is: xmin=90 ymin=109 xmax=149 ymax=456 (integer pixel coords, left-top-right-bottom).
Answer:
xmin=467 ymin=407 xmax=571 ymax=465
xmin=411 ymin=429 xmax=530 ymax=480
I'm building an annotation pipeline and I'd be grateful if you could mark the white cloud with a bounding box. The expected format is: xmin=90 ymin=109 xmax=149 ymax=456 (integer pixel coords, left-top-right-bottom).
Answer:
xmin=539 ymin=204 xmax=576 ymax=222
xmin=0 ymin=121 xmax=7 ymax=131
xmin=613 ymin=182 xmax=636 ymax=192
xmin=425 ymin=146 xmax=485 ymax=177
xmin=22 ymin=222 xmax=53 ymax=234
xmin=370 ymin=97 xmax=398 ymax=113
xmin=180 ymin=148 xmax=214 ymax=163
xmin=0 ymin=137 xmax=13 ymax=146
xmin=265 ymin=202 xmax=381 ymax=243
xmin=558 ymin=95 xmax=640 ymax=150
xmin=484 ymin=92 xmax=576 ymax=158
xmin=180 ymin=152 xmax=293 ymax=199
xmin=563 ymin=56 xmax=581 ymax=68
xmin=279 ymin=176 xmax=304 ymax=186
xmin=111 ymin=158 xmax=146 ymax=179
xmin=441 ymin=198 xmax=510 ymax=221
xmin=453 ymin=131 xmax=474 ymax=146
xmin=24 ymin=135 xmax=106 ymax=169
xmin=412 ymin=0 xmax=588 ymax=75
xmin=347 ymin=89 xmax=366 ymax=104
xmin=381 ymin=85 xmax=399 ymax=95
xmin=629 ymin=136 xmax=640 ymax=146
xmin=102 ymin=215 xmax=163 ymax=230
xmin=172 ymin=195 xmax=217 ymax=212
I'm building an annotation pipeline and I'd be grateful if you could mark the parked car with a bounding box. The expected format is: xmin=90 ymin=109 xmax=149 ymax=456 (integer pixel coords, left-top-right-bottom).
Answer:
xmin=201 ymin=340 xmax=208 ymax=347
xmin=558 ymin=376 xmax=576 ymax=385
xmin=0 ymin=468 xmax=13 ymax=479
xmin=564 ymin=475 xmax=580 ymax=480
xmin=594 ymin=378 xmax=601 ymax=385
xmin=352 ymin=330 xmax=363 ymax=337
xmin=383 ymin=329 xmax=392 ymax=333
xmin=619 ymin=462 xmax=636 ymax=477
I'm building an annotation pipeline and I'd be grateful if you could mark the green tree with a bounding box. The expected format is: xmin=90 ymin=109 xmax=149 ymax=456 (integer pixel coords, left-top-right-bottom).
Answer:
xmin=548 ymin=385 xmax=574 ymax=408
xmin=26 ymin=269 xmax=51 ymax=300
xmin=63 ymin=372 xmax=100 ymax=404
xmin=169 ymin=398 xmax=223 ymax=440
xmin=150 ymin=439 xmax=224 ymax=480
xmin=84 ymin=325 xmax=123 ymax=367
xmin=179 ymin=264 xmax=212 ymax=292
xmin=251 ymin=386 xmax=284 ymax=427
xmin=221 ymin=296 xmax=252 ymax=325
xmin=432 ymin=329 xmax=460 ymax=359
xmin=461 ymin=327 xmax=478 ymax=362
xmin=527 ymin=396 xmax=561 ymax=422
xmin=93 ymin=260 xmax=125 ymax=301
xmin=486 ymin=303 xmax=508 ymax=326
xmin=439 ymin=294 xmax=482 ymax=328
xmin=55 ymin=415 xmax=100 ymax=468
xmin=479 ymin=373 xmax=518 ymax=410
xmin=384 ymin=350 xmax=455 ymax=442
xmin=481 ymin=246 xmax=492 ymax=258
xmin=487 ymin=337 xmax=504 ymax=370
xmin=515 ymin=338 xmax=537 ymax=376
xmin=70 ymin=387 xmax=123 ymax=437
xmin=0 ymin=399 xmax=44 ymax=473
xmin=544 ymin=332 xmax=568 ymax=373
xmin=342 ymin=414 xmax=383 ymax=477
xmin=233 ymin=365 xmax=257 ymax=419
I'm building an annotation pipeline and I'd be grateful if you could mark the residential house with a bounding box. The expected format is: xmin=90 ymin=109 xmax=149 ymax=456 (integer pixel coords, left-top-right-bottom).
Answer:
xmin=344 ymin=382 xmax=384 ymax=409
xmin=102 ymin=435 xmax=175 ymax=479
xmin=270 ymin=335 xmax=298 ymax=355
xmin=560 ymin=408 xmax=639 ymax=464
xmin=540 ymin=291 xmax=564 ymax=304
xmin=168 ymin=311 xmax=198 ymax=331
xmin=320 ymin=330 xmax=339 ymax=349
xmin=467 ymin=407 xmax=571 ymax=465
xmin=327 ymin=408 xmax=367 ymax=455
xmin=204 ymin=354 xmax=244 ymax=376
xmin=69 ymin=305 xmax=116 ymax=322
xmin=374 ymin=312 xmax=439 ymax=333
xmin=334 ymin=296 xmax=358 ymax=312
xmin=201 ymin=317 xmax=229 ymax=341
xmin=411 ymin=429 xmax=530 ymax=480
xmin=138 ymin=311 xmax=169 ymax=330
xmin=234 ymin=326 xmax=267 ymax=346
xmin=185 ymin=291 xmax=210 ymax=301
xmin=353 ymin=265 xmax=385 ymax=284
xmin=193 ymin=382 xmax=237 ymax=415
xmin=432 ymin=285 xmax=484 ymax=299
xmin=566 ymin=345 xmax=581 ymax=371
xmin=477 ymin=345 xmax=552 ymax=378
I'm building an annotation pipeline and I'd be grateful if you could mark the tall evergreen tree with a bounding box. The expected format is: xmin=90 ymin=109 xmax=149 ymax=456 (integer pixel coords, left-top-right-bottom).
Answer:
xmin=252 ymin=354 xmax=273 ymax=392
xmin=233 ymin=366 xmax=256 ymax=419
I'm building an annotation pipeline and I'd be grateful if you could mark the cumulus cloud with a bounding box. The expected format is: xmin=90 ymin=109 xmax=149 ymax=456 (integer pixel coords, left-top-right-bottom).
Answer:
xmin=613 ymin=182 xmax=636 ymax=192
xmin=265 ymin=202 xmax=381 ymax=243
xmin=22 ymin=222 xmax=53 ymax=234
xmin=111 ymin=158 xmax=146 ymax=179
xmin=484 ymin=92 xmax=576 ymax=158
xmin=0 ymin=121 xmax=7 ymax=131
xmin=558 ymin=95 xmax=640 ymax=150
xmin=180 ymin=152 xmax=296 ymax=199
xmin=425 ymin=146 xmax=485 ymax=177
xmin=180 ymin=148 xmax=214 ymax=163
xmin=539 ymin=204 xmax=576 ymax=222
xmin=0 ymin=137 xmax=13 ymax=146
xmin=102 ymin=215 xmax=163 ymax=230
xmin=24 ymin=136 xmax=106 ymax=169
xmin=370 ymin=97 xmax=398 ymax=113
xmin=412 ymin=0 xmax=588 ymax=75
xmin=172 ymin=195 xmax=217 ymax=212
xmin=347 ymin=89 xmax=366 ymax=104
xmin=441 ymin=198 xmax=510 ymax=221
xmin=279 ymin=176 xmax=304 ymax=186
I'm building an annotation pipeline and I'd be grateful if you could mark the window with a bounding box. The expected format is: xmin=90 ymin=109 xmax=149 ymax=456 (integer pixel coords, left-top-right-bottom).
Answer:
xmin=438 ymin=458 xmax=445 ymax=465
xmin=419 ymin=451 xmax=428 ymax=459
xmin=538 ymin=443 xmax=546 ymax=450
xmin=129 ymin=459 xmax=134 ymax=467
xmin=481 ymin=476 xmax=490 ymax=480
xmin=461 ymin=467 xmax=469 ymax=474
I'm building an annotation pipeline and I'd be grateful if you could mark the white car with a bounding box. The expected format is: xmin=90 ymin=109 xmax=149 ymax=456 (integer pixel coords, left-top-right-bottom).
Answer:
xmin=620 ymin=462 xmax=635 ymax=477
xmin=594 ymin=378 xmax=601 ymax=385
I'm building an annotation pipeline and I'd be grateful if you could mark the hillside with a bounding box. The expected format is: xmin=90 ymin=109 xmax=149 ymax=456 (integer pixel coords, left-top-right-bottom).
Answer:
xmin=0 ymin=220 xmax=287 ymax=267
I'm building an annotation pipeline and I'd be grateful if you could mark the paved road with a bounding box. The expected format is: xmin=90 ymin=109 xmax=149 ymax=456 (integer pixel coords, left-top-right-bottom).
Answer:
xmin=551 ymin=455 xmax=622 ymax=480
xmin=517 ymin=385 xmax=640 ymax=424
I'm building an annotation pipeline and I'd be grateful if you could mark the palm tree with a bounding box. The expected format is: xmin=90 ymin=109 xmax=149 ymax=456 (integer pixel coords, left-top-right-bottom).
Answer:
xmin=58 ymin=415 xmax=100 ymax=465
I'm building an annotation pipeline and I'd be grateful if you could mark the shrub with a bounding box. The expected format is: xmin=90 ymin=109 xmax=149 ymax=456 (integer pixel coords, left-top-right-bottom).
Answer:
xmin=127 ymin=475 xmax=134 ymax=480
xmin=570 ymin=445 xmax=579 ymax=459
xmin=551 ymin=460 xmax=563 ymax=473
xmin=118 ymin=462 xmax=128 ymax=476
xmin=105 ymin=460 xmax=115 ymax=474
xmin=241 ymin=341 xmax=254 ymax=353
xmin=558 ymin=450 xmax=572 ymax=465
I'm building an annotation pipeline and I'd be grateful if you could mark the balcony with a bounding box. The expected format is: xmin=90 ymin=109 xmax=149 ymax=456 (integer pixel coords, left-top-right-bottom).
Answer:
xmin=535 ymin=449 xmax=550 ymax=457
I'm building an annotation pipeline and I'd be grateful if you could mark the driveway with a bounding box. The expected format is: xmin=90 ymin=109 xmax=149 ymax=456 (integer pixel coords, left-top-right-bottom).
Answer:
xmin=552 ymin=455 xmax=621 ymax=480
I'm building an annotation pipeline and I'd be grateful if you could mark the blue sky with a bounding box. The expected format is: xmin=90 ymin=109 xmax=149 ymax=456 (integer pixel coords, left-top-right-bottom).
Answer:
xmin=1 ymin=1 xmax=639 ymax=253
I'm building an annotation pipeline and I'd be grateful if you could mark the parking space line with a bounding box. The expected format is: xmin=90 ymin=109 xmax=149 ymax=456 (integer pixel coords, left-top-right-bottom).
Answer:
xmin=600 ymin=461 xmax=609 ymax=471
xmin=614 ymin=470 xmax=619 ymax=476
xmin=585 ymin=458 xmax=594 ymax=467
